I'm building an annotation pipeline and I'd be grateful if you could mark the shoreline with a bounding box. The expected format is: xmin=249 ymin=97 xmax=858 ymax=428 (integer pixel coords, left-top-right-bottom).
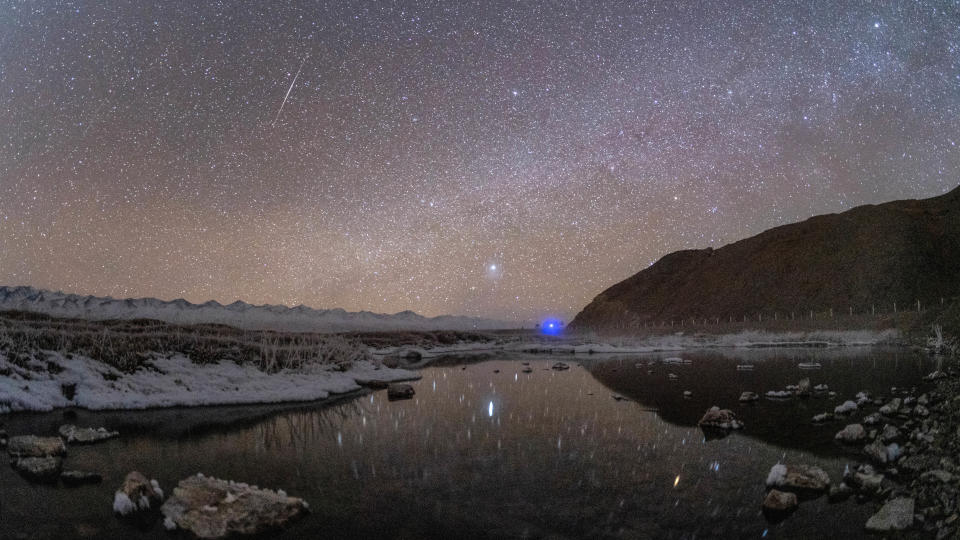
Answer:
xmin=0 ymin=328 xmax=905 ymax=416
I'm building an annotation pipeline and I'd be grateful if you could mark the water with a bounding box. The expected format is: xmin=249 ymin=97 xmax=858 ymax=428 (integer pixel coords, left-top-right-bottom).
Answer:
xmin=0 ymin=348 xmax=938 ymax=539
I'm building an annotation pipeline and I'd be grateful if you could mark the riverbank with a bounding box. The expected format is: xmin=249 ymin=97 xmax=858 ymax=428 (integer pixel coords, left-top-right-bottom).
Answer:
xmin=0 ymin=352 xmax=419 ymax=414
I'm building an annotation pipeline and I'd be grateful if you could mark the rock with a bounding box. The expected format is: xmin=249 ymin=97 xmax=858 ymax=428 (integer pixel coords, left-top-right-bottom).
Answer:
xmin=796 ymin=378 xmax=811 ymax=397
xmin=881 ymin=424 xmax=900 ymax=442
xmin=113 ymin=471 xmax=163 ymax=515
xmin=834 ymin=400 xmax=858 ymax=414
xmin=58 ymin=425 xmax=119 ymax=444
xmin=862 ymin=412 xmax=882 ymax=425
xmin=386 ymin=383 xmax=415 ymax=401
xmin=362 ymin=380 xmax=389 ymax=390
xmin=682 ymin=391 xmax=693 ymax=398
xmin=763 ymin=489 xmax=798 ymax=513
xmin=11 ymin=456 xmax=62 ymax=482
xmin=835 ymin=424 xmax=867 ymax=443
xmin=922 ymin=470 xmax=953 ymax=483
xmin=402 ymin=350 xmax=422 ymax=361
xmin=739 ymin=391 xmax=760 ymax=402
xmin=863 ymin=438 xmax=889 ymax=464
xmin=6 ymin=435 xmax=66 ymax=457
xmin=698 ymin=406 xmax=743 ymax=430
xmin=852 ymin=467 xmax=884 ymax=492
xmin=812 ymin=412 xmax=834 ymax=423
xmin=667 ymin=373 xmax=678 ymax=380
xmin=521 ymin=367 xmax=533 ymax=373
xmin=865 ymin=497 xmax=914 ymax=532
xmin=380 ymin=357 xmax=399 ymax=369
xmin=885 ymin=443 xmax=902 ymax=462
xmin=160 ymin=473 xmax=308 ymax=539
xmin=766 ymin=463 xmax=831 ymax=492
xmin=551 ymin=362 xmax=570 ymax=371
xmin=814 ymin=383 xmax=829 ymax=392
xmin=879 ymin=398 xmax=902 ymax=415
xmin=61 ymin=470 xmax=103 ymax=486
xmin=828 ymin=482 xmax=854 ymax=503
xmin=914 ymin=404 xmax=930 ymax=417
xmin=901 ymin=454 xmax=938 ymax=474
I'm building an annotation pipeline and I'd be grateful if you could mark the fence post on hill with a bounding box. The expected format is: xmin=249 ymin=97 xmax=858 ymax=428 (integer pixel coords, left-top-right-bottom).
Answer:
xmin=872 ymin=304 xmax=875 ymax=316
xmin=894 ymin=302 xmax=897 ymax=314
xmin=917 ymin=299 xmax=921 ymax=313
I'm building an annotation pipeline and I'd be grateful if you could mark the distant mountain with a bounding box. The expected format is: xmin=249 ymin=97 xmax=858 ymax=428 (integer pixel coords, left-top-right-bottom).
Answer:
xmin=571 ymin=186 xmax=960 ymax=333
xmin=0 ymin=286 xmax=515 ymax=333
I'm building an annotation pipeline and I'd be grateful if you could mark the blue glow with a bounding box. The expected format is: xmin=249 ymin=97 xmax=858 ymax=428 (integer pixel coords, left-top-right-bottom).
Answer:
xmin=540 ymin=318 xmax=564 ymax=335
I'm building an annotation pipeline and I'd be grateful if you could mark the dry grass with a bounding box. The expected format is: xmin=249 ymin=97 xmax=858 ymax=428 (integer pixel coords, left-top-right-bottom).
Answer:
xmin=0 ymin=310 xmax=370 ymax=373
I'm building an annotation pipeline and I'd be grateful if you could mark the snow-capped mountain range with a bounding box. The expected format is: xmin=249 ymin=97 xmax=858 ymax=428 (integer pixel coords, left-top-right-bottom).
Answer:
xmin=0 ymin=286 xmax=516 ymax=333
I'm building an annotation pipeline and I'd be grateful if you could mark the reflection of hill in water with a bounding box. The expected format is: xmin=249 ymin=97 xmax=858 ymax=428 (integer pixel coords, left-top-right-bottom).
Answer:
xmin=583 ymin=347 xmax=937 ymax=455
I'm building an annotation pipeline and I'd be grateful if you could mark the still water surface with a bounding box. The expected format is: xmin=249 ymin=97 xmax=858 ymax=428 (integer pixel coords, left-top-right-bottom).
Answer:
xmin=0 ymin=348 xmax=939 ymax=539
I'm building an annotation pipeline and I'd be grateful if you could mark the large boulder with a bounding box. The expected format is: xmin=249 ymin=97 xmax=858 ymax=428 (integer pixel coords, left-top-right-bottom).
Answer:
xmin=698 ymin=406 xmax=743 ymax=430
xmin=58 ymin=425 xmax=119 ymax=444
xmin=835 ymin=424 xmax=866 ymax=443
xmin=161 ymin=473 xmax=308 ymax=538
xmin=6 ymin=435 xmax=66 ymax=457
xmin=865 ymin=498 xmax=914 ymax=532
xmin=113 ymin=471 xmax=164 ymax=515
xmin=766 ymin=464 xmax=831 ymax=493
xmin=11 ymin=456 xmax=62 ymax=482
xmin=386 ymin=383 xmax=415 ymax=401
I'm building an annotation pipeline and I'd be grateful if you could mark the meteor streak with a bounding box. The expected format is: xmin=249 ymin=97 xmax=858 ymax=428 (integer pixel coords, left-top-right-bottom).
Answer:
xmin=272 ymin=56 xmax=306 ymax=126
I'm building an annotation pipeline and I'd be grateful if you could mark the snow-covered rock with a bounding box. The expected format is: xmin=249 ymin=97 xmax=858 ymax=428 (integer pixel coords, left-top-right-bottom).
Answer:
xmin=160 ymin=473 xmax=308 ymax=538
xmin=113 ymin=471 xmax=163 ymax=515
xmin=834 ymin=400 xmax=857 ymax=414
xmin=879 ymin=398 xmax=902 ymax=415
xmin=698 ymin=407 xmax=743 ymax=430
xmin=739 ymin=391 xmax=760 ymax=402
xmin=766 ymin=464 xmax=830 ymax=492
xmin=6 ymin=435 xmax=66 ymax=457
xmin=835 ymin=424 xmax=866 ymax=443
xmin=61 ymin=470 xmax=103 ymax=486
xmin=12 ymin=456 xmax=62 ymax=482
xmin=58 ymin=425 xmax=119 ymax=444
xmin=812 ymin=412 xmax=834 ymax=423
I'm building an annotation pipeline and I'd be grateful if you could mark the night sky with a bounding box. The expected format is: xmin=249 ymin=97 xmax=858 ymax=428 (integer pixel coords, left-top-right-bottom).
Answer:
xmin=1 ymin=1 xmax=958 ymax=323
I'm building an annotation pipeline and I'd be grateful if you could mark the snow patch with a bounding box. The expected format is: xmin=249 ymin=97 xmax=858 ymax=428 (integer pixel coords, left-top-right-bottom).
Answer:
xmin=1 ymin=352 xmax=419 ymax=413
xmin=766 ymin=464 xmax=787 ymax=487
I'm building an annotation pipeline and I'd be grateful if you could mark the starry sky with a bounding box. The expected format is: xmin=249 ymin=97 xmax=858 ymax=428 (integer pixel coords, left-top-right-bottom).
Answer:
xmin=1 ymin=1 xmax=959 ymax=323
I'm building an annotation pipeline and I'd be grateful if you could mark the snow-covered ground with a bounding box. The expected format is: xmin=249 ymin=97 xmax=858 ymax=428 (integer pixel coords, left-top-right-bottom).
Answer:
xmin=0 ymin=352 xmax=418 ymax=414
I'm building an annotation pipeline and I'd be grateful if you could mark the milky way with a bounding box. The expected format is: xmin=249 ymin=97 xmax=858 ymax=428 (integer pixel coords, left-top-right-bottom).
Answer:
xmin=1 ymin=1 xmax=958 ymax=322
